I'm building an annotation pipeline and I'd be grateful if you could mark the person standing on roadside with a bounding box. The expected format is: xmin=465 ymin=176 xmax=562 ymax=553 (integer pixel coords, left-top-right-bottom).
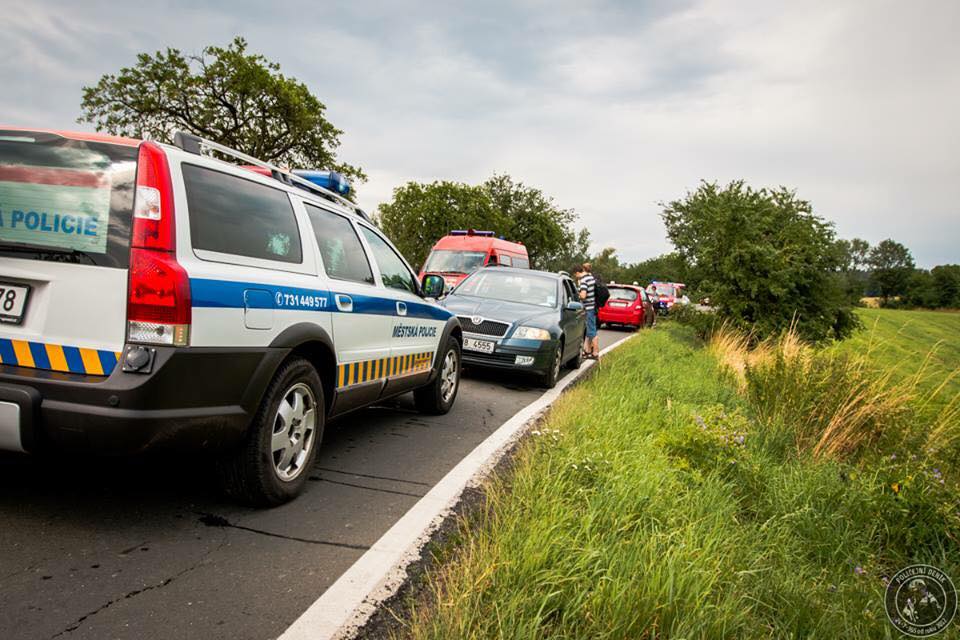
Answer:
xmin=576 ymin=264 xmax=599 ymax=359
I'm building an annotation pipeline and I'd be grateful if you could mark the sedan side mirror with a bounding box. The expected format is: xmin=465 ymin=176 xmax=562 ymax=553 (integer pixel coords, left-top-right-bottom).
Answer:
xmin=422 ymin=274 xmax=445 ymax=299
xmin=566 ymin=301 xmax=583 ymax=311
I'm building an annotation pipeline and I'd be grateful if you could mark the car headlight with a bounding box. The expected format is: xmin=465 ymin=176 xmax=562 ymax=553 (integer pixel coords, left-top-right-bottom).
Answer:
xmin=513 ymin=326 xmax=551 ymax=340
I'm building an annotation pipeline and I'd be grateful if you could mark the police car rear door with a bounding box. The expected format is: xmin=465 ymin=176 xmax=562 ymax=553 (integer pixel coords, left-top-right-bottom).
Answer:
xmin=356 ymin=224 xmax=444 ymax=394
xmin=301 ymin=203 xmax=392 ymax=412
xmin=0 ymin=130 xmax=136 ymax=377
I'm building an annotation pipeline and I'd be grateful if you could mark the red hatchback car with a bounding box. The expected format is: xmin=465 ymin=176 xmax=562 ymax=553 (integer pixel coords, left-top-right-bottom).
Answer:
xmin=598 ymin=284 xmax=655 ymax=330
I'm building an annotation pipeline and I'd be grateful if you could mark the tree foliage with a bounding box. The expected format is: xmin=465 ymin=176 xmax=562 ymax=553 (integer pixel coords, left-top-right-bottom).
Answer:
xmin=375 ymin=174 xmax=589 ymax=271
xmin=661 ymin=180 xmax=857 ymax=341
xmin=899 ymin=264 xmax=960 ymax=309
xmin=868 ymin=239 xmax=915 ymax=301
xmin=376 ymin=181 xmax=501 ymax=269
xmin=79 ymin=37 xmax=363 ymax=180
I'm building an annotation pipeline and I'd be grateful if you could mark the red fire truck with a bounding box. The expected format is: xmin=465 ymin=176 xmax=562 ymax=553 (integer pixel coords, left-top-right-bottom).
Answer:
xmin=419 ymin=230 xmax=529 ymax=291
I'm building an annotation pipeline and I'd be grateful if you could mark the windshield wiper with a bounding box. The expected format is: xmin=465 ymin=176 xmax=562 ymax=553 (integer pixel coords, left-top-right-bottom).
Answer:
xmin=0 ymin=243 xmax=98 ymax=266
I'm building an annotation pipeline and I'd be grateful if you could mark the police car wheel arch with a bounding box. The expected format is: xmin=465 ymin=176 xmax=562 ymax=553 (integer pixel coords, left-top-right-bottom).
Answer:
xmin=217 ymin=356 xmax=325 ymax=506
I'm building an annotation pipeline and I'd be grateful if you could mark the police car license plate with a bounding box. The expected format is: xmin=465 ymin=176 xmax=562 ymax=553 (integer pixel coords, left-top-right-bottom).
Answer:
xmin=463 ymin=337 xmax=495 ymax=353
xmin=0 ymin=283 xmax=30 ymax=325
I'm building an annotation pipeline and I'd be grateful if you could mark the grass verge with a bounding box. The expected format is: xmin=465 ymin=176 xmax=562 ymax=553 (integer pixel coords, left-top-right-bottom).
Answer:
xmin=390 ymin=324 xmax=959 ymax=639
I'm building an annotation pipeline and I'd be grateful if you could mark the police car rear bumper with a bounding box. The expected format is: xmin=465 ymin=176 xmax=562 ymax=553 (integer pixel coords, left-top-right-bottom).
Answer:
xmin=0 ymin=346 xmax=283 ymax=455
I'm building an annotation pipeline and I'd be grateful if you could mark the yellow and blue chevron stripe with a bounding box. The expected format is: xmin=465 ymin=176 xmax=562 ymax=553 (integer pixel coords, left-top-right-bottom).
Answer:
xmin=0 ymin=338 xmax=121 ymax=376
xmin=338 ymin=351 xmax=433 ymax=389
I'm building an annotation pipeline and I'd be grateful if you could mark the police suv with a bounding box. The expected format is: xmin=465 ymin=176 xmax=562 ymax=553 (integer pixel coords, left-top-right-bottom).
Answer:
xmin=0 ymin=127 xmax=462 ymax=505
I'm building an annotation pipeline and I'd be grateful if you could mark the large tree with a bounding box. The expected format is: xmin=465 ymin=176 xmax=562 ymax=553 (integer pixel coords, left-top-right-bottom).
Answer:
xmin=661 ymin=180 xmax=857 ymax=341
xmin=482 ymin=174 xmax=584 ymax=271
xmin=79 ymin=37 xmax=363 ymax=180
xmin=868 ymin=239 xmax=915 ymax=301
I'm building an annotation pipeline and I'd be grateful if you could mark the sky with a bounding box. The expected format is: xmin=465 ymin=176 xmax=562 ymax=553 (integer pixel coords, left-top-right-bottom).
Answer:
xmin=2 ymin=0 xmax=957 ymax=267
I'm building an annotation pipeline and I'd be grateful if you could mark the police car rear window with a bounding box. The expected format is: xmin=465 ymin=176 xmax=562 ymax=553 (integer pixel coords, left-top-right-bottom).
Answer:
xmin=182 ymin=164 xmax=302 ymax=264
xmin=0 ymin=132 xmax=136 ymax=268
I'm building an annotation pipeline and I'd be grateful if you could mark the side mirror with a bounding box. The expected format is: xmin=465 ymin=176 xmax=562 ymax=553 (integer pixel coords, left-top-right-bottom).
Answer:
xmin=421 ymin=274 xmax=445 ymax=299
xmin=566 ymin=301 xmax=583 ymax=311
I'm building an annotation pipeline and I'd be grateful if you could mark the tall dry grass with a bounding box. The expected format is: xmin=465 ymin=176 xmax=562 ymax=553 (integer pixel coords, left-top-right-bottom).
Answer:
xmin=708 ymin=326 xmax=956 ymax=461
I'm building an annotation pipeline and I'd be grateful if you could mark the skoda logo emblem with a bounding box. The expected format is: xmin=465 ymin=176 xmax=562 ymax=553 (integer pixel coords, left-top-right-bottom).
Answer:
xmin=471 ymin=316 xmax=483 ymax=325
xmin=885 ymin=564 xmax=957 ymax=637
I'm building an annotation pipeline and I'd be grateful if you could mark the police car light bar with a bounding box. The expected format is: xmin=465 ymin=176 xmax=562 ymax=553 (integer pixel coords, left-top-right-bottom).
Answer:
xmin=450 ymin=229 xmax=495 ymax=237
xmin=292 ymin=170 xmax=351 ymax=197
xmin=173 ymin=131 xmax=369 ymax=222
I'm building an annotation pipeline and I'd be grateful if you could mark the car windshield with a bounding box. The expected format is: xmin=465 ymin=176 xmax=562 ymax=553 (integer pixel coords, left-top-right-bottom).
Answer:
xmin=423 ymin=250 xmax=487 ymax=274
xmin=455 ymin=271 xmax=558 ymax=308
xmin=654 ymin=284 xmax=676 ymax=297
xmin=608 ymin=287 xmax=638 ymax=301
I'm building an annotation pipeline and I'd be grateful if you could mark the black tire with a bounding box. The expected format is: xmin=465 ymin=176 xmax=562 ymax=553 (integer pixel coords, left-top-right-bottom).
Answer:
xmin=541 ymin=341 xmax=563 ymax=388
xmin=414 ymin=337 xmax=461 ymax=415
xmin=216 ymin=357 xmax=324 ymax=507
xmin=566 ymin=339 xmax=582 ymax=370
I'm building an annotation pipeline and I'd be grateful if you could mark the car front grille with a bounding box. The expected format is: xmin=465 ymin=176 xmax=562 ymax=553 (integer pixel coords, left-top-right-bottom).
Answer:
xmin=457 ymin=316 xmax=510 ymax=338
xmin=463 ymin=350 xmax=518 ymax=365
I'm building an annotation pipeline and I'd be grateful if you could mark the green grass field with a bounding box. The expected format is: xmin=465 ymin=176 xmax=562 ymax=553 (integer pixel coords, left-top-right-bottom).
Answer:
xmin=838 ymin=308 xmax=960 ymax=411
xmin=393 ymin=321 xmax=960 ymax=639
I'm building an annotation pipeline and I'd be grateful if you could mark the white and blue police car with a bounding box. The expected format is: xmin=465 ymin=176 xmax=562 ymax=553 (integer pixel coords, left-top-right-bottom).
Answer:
xmin=0 ymin=127 xmax=462 ymax=505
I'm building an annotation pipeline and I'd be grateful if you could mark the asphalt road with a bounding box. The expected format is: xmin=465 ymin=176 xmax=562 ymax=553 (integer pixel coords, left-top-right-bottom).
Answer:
xmin=0 ymin=329 xmax=628 ymax=640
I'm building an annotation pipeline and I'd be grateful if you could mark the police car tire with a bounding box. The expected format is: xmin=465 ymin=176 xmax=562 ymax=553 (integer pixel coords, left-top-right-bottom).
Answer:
xmin=217 ymin=357 xmax=325 ymax=507
xmin=414 ymin=337 xmax=461 ymax=415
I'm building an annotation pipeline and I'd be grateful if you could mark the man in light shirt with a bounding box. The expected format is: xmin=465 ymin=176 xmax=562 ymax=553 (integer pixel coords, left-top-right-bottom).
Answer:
xmin=576 ymin=263 xmax=599 ymax=359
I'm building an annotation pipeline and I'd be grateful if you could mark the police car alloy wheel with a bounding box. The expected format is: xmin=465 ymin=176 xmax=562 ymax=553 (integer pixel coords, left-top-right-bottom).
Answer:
xmin=271 ymin=382 xmax=318 ymax=482
xmin=440 ymin=349 xmax=459 ymax=403
xmin=414 ymin=337 xmax=461 ymax=415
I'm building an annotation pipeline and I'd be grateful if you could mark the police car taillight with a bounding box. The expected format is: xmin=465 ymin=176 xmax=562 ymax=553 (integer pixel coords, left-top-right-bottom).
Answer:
xmin=127 ymin=141 xmax=191 ymax=347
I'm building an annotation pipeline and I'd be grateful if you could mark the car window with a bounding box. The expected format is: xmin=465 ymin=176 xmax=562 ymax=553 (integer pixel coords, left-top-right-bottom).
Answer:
xmin=423 ymin=250 xmax=487 ymax=273
xmin=303 ymin=204 xmax=374 ymax=284
xmin=609 ymin=287 xmax=638 ymax=302
xmin=0 ymin=134 xmax=136 ymax=268
xmin=499 ymin=254 xmax=513 ymax=267
xmin=513 ymin=257 xmax=530 ymax=269
xmin=563 ymin=279 xmax=577 ymax=303
xmin=182 ymin=164 xmax=302 ymax=263
xmin=359 ymin=226 xmax=418 ymax=293
xmin=456 ymin=271 xmax=558 ymax=307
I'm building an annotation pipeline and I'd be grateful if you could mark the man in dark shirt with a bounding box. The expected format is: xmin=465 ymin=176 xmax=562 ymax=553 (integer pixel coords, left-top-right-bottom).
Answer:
xmin=576 ymin=264 xmax=599 ymax=359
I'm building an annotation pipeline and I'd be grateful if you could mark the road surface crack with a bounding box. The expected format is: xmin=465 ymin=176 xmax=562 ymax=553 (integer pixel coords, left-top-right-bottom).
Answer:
xmin=310 ymin=477 xmax=425 ymax=498
xmin=196 ymin=513 xmax=370 ymax=550
xmin=313 ymin=466 xmax=430 ymax=486
xmin=48 ymin=537 xmax=225 ymax=639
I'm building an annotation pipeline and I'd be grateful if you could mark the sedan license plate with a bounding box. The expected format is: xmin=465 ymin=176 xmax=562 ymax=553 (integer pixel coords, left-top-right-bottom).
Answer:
xmin=0 ymin=283 xmax=30 ymax=325
xmin=463 ymin=337 xmax=495 ymax=353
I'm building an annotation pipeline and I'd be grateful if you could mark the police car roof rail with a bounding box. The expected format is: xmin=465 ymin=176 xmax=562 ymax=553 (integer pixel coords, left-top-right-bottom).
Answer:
xmin=172 ymin=131 xmax=371 ymax=222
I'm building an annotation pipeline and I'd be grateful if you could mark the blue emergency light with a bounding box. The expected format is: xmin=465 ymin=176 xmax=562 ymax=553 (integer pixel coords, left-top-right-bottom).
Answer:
xmin=450 ymin=229 xmax=496 ymax=237
xmin=292 ymin=170 xmax=352 ymax=197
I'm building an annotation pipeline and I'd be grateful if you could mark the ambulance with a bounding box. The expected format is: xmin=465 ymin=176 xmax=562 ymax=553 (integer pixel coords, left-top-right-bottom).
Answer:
xmin=419 ymin=230 xmax=529 ymax=291
xmin=0 ymin=127 xmax=462 ymax=505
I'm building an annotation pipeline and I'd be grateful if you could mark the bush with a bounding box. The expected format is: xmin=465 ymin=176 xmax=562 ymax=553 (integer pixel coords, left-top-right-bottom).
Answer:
xmin=661 ymin=181 xmax=859 ymax=342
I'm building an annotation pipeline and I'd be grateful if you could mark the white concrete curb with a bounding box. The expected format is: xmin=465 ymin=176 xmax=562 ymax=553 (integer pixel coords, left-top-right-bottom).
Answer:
xmin=278 ymin=333 xmax=638 ymax=640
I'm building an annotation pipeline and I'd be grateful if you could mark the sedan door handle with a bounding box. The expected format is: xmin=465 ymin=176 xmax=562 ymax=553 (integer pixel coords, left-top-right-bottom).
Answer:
xmin=396 ymin=301 xmax=407 ymax=316
xmin=335 ymin=294 xmax=353 ymax=312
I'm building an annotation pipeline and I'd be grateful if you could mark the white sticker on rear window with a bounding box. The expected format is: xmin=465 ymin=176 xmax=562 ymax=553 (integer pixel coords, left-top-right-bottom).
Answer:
xmin=0 ymin=166 xmax=111 ymax=254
